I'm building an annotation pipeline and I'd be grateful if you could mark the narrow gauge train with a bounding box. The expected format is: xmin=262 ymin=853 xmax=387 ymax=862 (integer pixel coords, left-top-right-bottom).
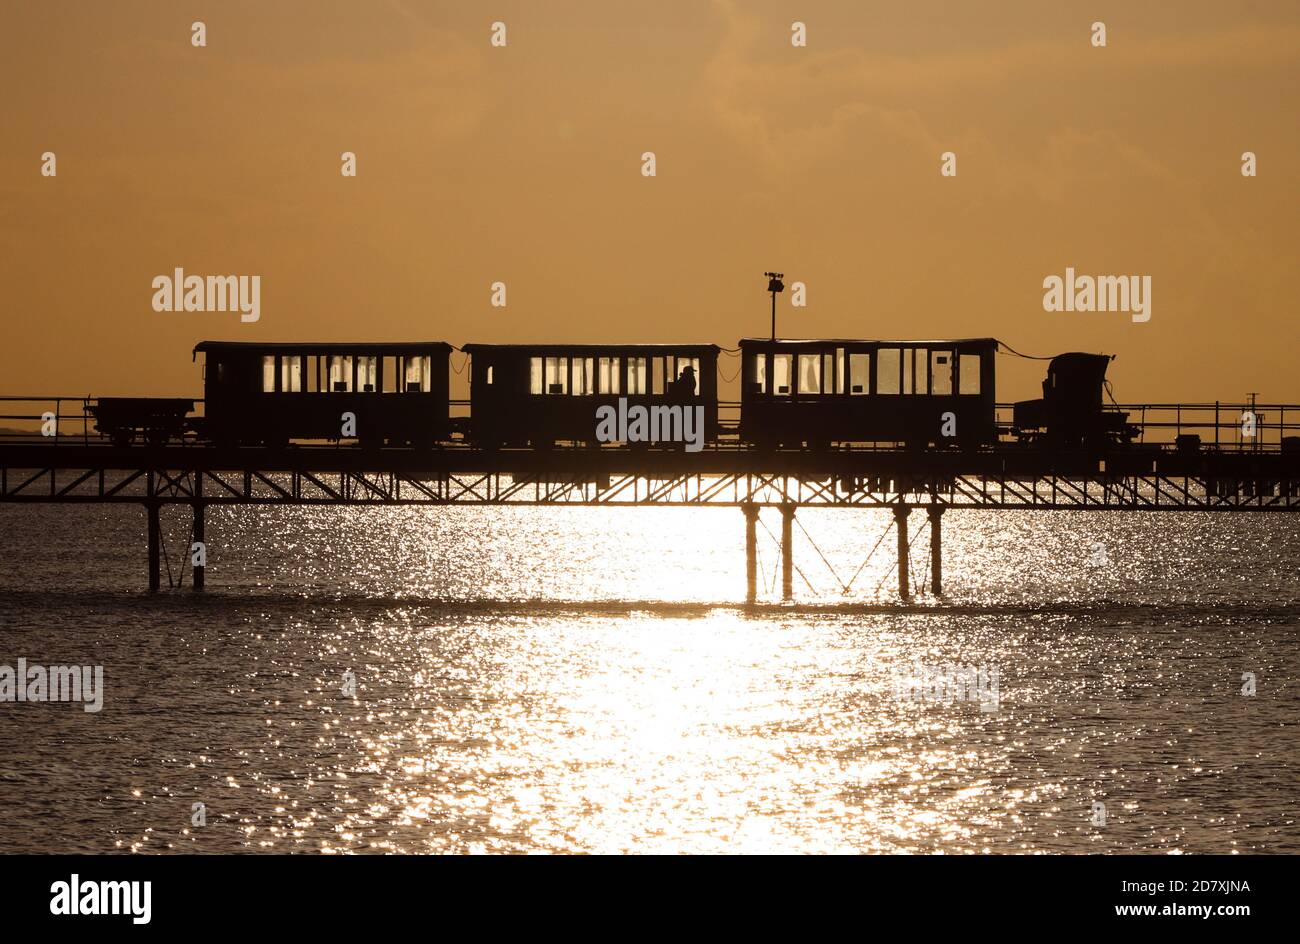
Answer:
xmin=85 ymin=337 xmax=1133 ymax=451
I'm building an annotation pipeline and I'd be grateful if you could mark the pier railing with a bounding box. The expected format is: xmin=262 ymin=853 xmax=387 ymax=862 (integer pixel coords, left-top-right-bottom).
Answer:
xmin=2 ymin=396 xmax=1296 ymax=451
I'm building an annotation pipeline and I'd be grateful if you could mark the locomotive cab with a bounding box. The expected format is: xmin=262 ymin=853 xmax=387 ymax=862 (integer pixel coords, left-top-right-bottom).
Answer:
xmin=1013 ymin=352 xmax=1134 ymax=450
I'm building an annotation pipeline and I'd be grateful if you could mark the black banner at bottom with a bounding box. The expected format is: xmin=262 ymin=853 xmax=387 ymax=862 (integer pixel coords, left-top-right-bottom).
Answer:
xmin=0 ymin=853 xmax=1287 ymax=932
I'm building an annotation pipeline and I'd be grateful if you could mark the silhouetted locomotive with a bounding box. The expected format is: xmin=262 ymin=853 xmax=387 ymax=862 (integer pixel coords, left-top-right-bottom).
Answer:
xmin=86 ymin=338 xmax=1135 ymax=452
xmin=1011 ymin=352 xmax=1137 ymax=450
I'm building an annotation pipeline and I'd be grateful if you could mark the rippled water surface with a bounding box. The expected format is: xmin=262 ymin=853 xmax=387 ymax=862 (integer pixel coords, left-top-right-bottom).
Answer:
xmin=0 ymin=503 xmax=1296 ymax=853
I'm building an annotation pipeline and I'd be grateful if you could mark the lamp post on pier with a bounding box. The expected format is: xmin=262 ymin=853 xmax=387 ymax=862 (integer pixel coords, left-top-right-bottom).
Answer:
xmin=765 ymin=271 xmax=784 ymax=341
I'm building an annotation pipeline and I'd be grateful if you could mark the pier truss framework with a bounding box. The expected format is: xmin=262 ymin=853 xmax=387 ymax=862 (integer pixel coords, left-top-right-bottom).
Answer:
xmin=1 ymin=446 xmax=1296 ymax=597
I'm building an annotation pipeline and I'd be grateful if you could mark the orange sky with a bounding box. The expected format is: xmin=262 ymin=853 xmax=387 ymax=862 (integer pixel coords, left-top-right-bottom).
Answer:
xmin=1 ymin=0 xmax=1296 ymax=403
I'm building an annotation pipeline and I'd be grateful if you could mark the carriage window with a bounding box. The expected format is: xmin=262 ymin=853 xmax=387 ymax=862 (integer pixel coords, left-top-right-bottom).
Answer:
xmin=404 ymin=355 xmax=430 ymax=392
xmin=357 ymin=356 xmax=377 ymax=392
xmin=280 ymin=356 xmax=303 ymax=393
xmin=598 ymin=357 xmax=620 ymax=394
xmin=959 ymin=354 xmax=981 ymax=394
xmin=930 ymin=351 xmax=953 ymax=395
xmin=773 ymin=353 xmax=792 ymax=395
xmin=262 ymin=355 xmax=276 ymax=392
xmin=382 ymin=357 xmax=397 ymax=392
xmin=749 ymin=354 xmax=767 ymax=394
xmin=545 ymin=356 xmax=568 ymax=395
xmin=836 ymin=350 xmax=846 ymax=394
xmin=307 ymin=356 xmax=320 ymax=393
xmin=850 ymin=353 xmax=869 ymax=395
xmin=798 ymin=354 xmax=822 ymax=394
xmin=329 ymin=355 xmax=353 ymax=392
xmin=529 ymin=357 xmax=543 ymax=395
xmin=652 ymin=358 xmax=664 ymax=395
xmin=572 ymin=357 xmax=594 ymax=395
xmin=902 ymin=349 xmax=913 ymax=395
xmin=915 ymin=349 xmax=928 ymax=396
xmin=877 ymin=349 xmax=900 ymax=394
xmin=628 ymin=357 xmax=648 ymax=395
xmin=486 ymin=365 xmax=494 ymax=385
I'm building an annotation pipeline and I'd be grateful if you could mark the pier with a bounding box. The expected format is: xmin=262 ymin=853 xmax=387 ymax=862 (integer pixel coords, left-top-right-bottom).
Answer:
xmin=1 ymin=397 xmax=1296 ymax=597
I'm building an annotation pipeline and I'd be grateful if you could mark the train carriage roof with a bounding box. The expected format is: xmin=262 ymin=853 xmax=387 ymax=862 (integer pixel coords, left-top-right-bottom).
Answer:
xmin=738 ymin=337 xmax=999 ymax=347
xmin=193 ymin=341 xmax=453 ymax=360
xmin=461 ymin=343 xmax=721 ymax=355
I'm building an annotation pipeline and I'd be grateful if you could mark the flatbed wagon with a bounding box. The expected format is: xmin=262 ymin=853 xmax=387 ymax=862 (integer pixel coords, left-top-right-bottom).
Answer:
xmin=86 ymin=397 xmax=195 ymax=447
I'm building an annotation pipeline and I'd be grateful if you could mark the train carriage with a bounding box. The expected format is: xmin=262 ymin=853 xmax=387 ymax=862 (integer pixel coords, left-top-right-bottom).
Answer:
xmin=463 ymin=343 xmax=720 ymax=448
xmin=193 ymin=341 xmax=451 ymax=447
xmin=738 ymin=338 xmax=998 ymax=449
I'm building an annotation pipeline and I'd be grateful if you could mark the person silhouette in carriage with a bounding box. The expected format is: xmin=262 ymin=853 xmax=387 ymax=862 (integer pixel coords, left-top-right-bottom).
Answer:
xmin=672 ymin=364 xmax=697 ymax=401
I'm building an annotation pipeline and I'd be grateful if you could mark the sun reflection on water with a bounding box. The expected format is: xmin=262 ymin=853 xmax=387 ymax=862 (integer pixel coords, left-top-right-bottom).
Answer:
xmin=0 ymin=501 xmax=1295 ymax=854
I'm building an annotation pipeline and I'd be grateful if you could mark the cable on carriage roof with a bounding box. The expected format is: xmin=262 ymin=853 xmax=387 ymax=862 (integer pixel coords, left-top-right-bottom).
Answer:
xmin=995 ymin=340 xmax=1055 ymax=361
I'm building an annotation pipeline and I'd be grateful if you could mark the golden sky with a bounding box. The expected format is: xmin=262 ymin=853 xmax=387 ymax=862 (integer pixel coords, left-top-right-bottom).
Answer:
xmin=1 ymin=0 xmax=1296 ymax=402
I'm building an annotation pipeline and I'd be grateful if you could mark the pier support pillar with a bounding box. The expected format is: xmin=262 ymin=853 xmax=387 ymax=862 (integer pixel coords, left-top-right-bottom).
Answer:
xmin=781 ymin=503 xmax=795 ymax=601
xmin=192 ymin=503 xmax=205 ymax=591
xmin=192 ymin=471 xmax=205 ymax=591
xmin=743 ymin=503 xmax=758 ymax=603
xmin=147 ymin=501 xmax=161 ymax=593
xmin=894 ymin=504 xmax=911 ymax=600
xmin=928 ymin=506 xmax=943 ymax=597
